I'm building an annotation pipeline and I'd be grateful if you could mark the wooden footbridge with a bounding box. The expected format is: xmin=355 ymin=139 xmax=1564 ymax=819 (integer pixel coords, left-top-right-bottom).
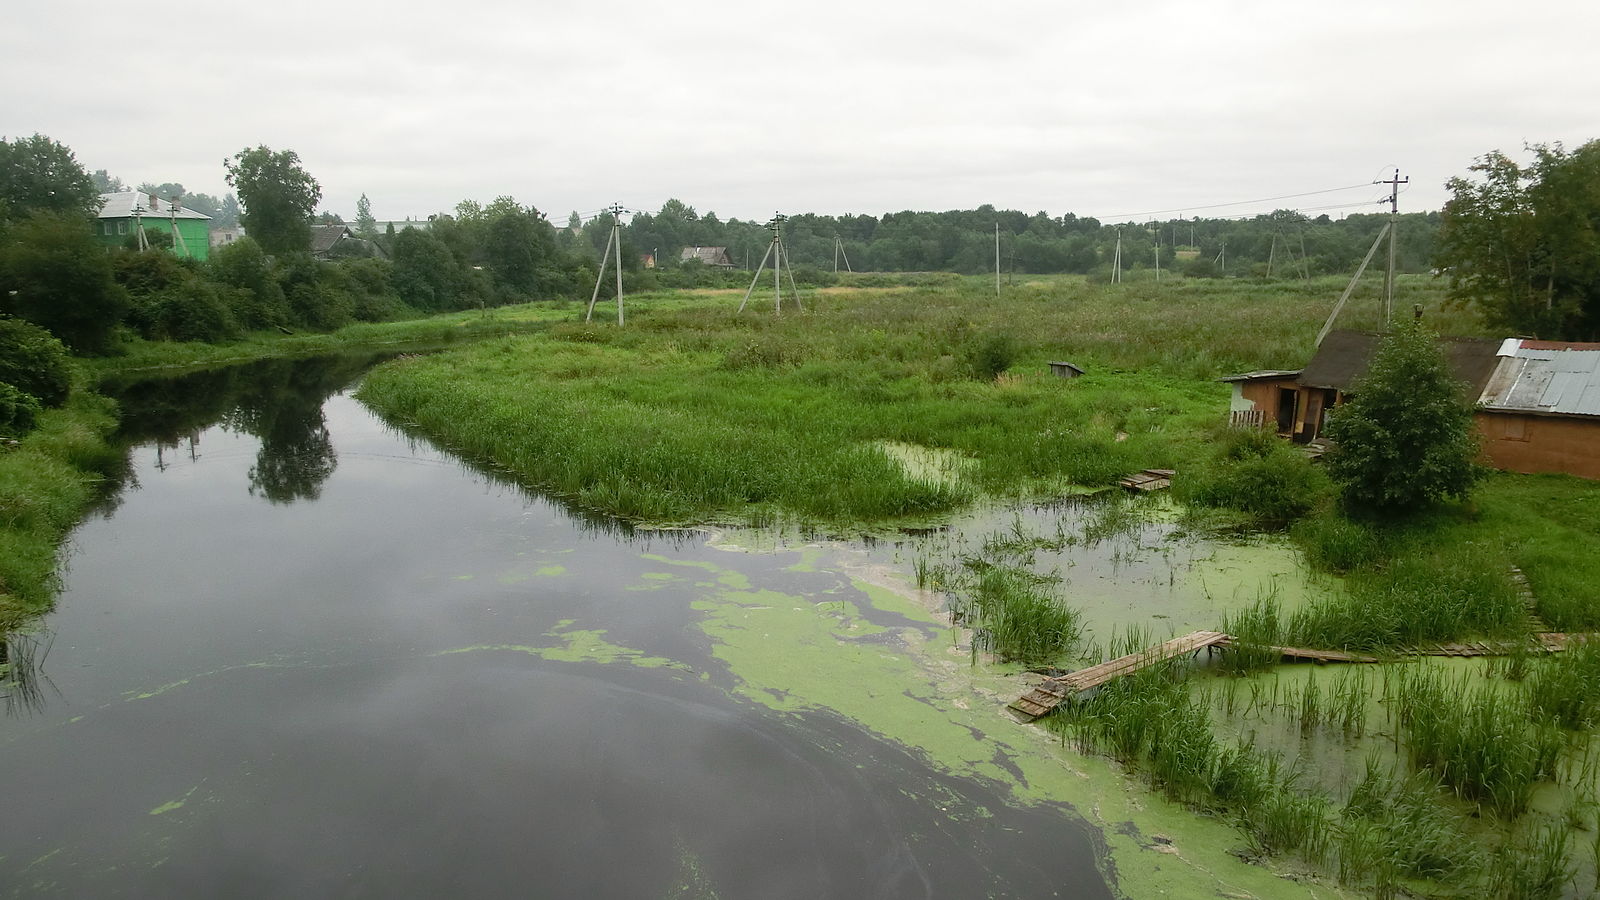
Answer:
xmin=1008 ymin=629 xmax=1590 ymax=721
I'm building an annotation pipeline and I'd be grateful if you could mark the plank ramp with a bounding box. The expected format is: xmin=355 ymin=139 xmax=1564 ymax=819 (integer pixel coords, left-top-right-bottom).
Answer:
xmin=1009 ymin=630 xmax=1228 ymax=720
xmin=1118 ymin=469 xmax=1174 ymax=493
xmin=1214 ymin=637 xmax=1379 ymax=664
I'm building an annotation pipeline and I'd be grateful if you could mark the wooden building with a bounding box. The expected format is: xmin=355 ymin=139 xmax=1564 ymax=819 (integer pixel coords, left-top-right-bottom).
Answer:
xmin=1477 ymin=339 xmax=1600 ymax=479
xmin=679 ymin=246 xmax=735 ymax=268
xmin=1222 ymin=331 xmax=1600 ymax=480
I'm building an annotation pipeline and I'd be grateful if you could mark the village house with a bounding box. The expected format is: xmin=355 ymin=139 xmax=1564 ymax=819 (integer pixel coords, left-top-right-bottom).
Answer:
xmin=309 ymin=224 xmax=387 ymax=260
xmin=95 ymin=190 xmax=212 ymax=261
xmin=679 ymin=246 xmax=735 ymax=268
xmin=1222 ymin=329 xmax=1600 ymax=480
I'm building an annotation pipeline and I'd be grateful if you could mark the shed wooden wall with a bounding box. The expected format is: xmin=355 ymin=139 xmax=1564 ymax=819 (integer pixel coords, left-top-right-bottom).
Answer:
xmin=1477 ymin=413 xmax=1600 ymax=480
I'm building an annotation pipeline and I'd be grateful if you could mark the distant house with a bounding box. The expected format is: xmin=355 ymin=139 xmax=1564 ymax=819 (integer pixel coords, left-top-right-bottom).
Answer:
xmin=96 ymin=191 xmax=212 ymax=261
xmin=310 ymin=224 xmax=387 ymax=260
xmin=1221 ymin=330 xmax=1600 ymax=480
xmin=210 ymin=226 xmax=245 ymax=249
xmin=679 ymin=246 xmax=735 ymax=268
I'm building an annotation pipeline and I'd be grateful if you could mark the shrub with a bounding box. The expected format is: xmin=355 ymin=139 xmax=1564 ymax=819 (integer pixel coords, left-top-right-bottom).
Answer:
xmin=1179 ymin=428 xmax=1330 ymax=523
xmin=131 ymin=281 xmax=241 ymax=343
xmin=963 ymin=331 xmax=1017 ymax=379
xmin=0 ymin=381 xmax=41 ymax=436
xmin=0 ymin=316 xmax=71 ymax=407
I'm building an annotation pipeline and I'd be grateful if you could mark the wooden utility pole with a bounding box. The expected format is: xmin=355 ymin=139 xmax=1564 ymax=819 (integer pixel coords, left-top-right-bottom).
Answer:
xmin=994 ymin=223 xmax=1001 ymax=296
xmin=1376 ymin=168 xmax=1408 ymax=321
xmin=1112 ymin=228 xmax=1123 ymax=283
xmin=585 ymin=203 xmax=626 ymax=326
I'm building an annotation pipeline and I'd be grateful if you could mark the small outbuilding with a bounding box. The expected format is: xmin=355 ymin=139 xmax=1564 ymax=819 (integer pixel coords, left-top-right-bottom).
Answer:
xmin=1478 ymin=339 xmax=1600 ymax=479
xmin=1222 ymin=330 xmax=1600 ymax=480
xmin=1047 ymin=361 xmax=1085 ymax=379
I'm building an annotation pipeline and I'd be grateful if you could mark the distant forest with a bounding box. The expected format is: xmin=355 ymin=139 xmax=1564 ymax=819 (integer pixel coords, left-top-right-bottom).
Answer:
xmin=567 ymin=201 xmax=1440 ymax=280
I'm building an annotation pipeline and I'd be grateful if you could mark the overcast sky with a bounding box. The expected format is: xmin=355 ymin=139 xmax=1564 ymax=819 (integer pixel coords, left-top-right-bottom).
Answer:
xmin=4 ymin=0 xmax=1595 ymax=225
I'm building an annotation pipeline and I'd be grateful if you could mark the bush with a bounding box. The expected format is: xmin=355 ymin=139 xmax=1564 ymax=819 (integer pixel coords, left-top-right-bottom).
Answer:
xmin=1179 ymin=428 xmax=1330 ymax=523
xmin=964 ymin=331 xmax=1017 ymax=379
xmin=0 ymin=381 xmax=41 ymax=436
xmin=0 ymin=316 xmax=71 ymax=407
xmin=132 ymin=281 xmax=241 ymax=343
xmin=209 ymin=237 xmax=289 ymax=330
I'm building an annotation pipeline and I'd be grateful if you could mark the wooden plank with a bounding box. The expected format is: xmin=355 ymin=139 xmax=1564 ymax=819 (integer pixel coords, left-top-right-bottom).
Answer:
xmin=1011 ymin=631 xmax=1229 ymax=719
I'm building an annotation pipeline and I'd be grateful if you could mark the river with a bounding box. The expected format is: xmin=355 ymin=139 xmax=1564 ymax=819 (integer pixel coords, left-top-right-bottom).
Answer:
xmin=0 ymin=355 xmax=1116 ymax=898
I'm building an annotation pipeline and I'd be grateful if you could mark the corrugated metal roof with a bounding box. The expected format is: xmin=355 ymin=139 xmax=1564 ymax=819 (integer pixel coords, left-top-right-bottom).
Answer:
xmin=97 ymin=191 xmax=211 ymax=220
xmin=1478 ymin=341 xmax=1600 ymax=418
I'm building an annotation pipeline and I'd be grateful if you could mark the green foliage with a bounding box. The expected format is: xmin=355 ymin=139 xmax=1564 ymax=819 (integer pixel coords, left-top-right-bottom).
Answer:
xmin=223 ymin=145 xmax=322 ymax=256
xmin=208 ymin=236 xmax=289 ymax=330
xmin=0 ymin=392 xmax=119 ymax=630
xmin=950 ymin=562 xmax=1082 ymax=665
xmin=1290 ymin=509 xmax=1382 ymax=572
xmin=0 ymin=211 xmax=129 ymax=354
xmin=1323 ymin=319 xmax=1482 ymax=513
xmin=1436 ymin=140 xmax=1600 ymax=340
xmin=0 ymin=134 xmax=99 ymax=224
xmin=391 ymin=228 xmax=468 ymax=311
xmin=354 ymin=194 xmax=378 ymax=241
xmin=0 ymin=317 xmax=71 ymax=407
xmin=962 ymin=331 xmax=1017 ymax=379
xmin=1392 ymin=667 xmax=1562 ymax=816
xmin=1287 ymin=543 xmax=1526 ymax=650
xmin=1525 ymin=641 xmax=1600 ymax=730
xmin=1178 ymin=426 xmax=1330 ymax=523
xmin=133 ymin=280 xmax=241 ymax=343
xmin=0 ymin=381 xmax=41 ymax=436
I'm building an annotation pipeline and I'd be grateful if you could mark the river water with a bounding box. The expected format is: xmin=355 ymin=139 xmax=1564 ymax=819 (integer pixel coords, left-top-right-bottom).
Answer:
xmin=0 ymin=355 xmax=1116 ymax=898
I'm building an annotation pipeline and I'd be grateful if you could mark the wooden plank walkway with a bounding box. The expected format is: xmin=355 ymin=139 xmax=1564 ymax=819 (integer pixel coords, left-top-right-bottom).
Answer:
xmin=1008 ymin=631 xmax=1593 ymax=721
xmin=1009 ymin=631 xmax=1228 ymax=719
xmin=1118 ymin=468 xmax=1175 ymax=493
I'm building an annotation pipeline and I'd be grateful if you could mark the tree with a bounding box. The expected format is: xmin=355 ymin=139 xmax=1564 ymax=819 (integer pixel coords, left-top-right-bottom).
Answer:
xmin=0 ymin=134 xmax=100 ymax=224
xmin=355 ymin=194 xmax=378 ymax=241
xmin=1323 ymin=319 xmax=1482 ymax=513
xmin=1435 ymin=140 xmax=1600 ymax=340
xmin=223 ymin=145 xmax=321 ymax=256
xmin=91 ymin=169 xmax=125 ymax=193
xmin=0 ymin=211 xmax=129 ymax=353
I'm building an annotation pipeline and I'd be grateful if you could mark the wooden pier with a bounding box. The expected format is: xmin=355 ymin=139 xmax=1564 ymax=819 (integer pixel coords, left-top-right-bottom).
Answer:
xmin=1118 ymin=468 xmax=1174 ymax=493
xmin=1008 ymin=630 xmax=1592 ymax=721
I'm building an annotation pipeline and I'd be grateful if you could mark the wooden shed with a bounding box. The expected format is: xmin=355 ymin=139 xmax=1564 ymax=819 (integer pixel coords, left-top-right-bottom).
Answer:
xmin=1477 ymin=339 xmax=1600 ymax=479
xmin=1047 ymin=361 xmax=1084 ymax=379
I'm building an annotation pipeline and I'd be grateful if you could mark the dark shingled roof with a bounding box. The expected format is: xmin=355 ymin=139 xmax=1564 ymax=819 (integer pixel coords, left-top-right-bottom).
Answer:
xmin=309 ymin=224 xmax=353 ymax=254
xmin=1299 ymin=329 xmax=1502 ymax=398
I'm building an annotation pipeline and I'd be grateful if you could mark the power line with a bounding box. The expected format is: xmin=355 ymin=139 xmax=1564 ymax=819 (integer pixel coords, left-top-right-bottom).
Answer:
xmin=1088 ymin=183 xmax=1375 ymax=221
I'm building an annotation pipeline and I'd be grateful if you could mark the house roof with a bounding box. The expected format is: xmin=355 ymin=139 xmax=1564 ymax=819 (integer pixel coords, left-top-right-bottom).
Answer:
xmin=310 ymin=224 xmax=353 ymax=253
xmin=97 ymin=190 xmax=211 ymax=221
xmin=1218 ymin=370 xmax=1301 ymax=383
xmin=680 ymin=246 xmax=732 ymax=265
xmin=1479 ymin=339 xmax=1600 ymax=418
xmin=1297 ymin=329 xmax=1502 ymax=397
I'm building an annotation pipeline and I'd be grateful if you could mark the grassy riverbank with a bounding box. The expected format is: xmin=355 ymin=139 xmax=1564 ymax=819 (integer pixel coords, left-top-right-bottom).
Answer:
xmin=359 ymin=274 xmax=1465 ymax=525
xmin=0 ymin=392 xmax=121 ymax=631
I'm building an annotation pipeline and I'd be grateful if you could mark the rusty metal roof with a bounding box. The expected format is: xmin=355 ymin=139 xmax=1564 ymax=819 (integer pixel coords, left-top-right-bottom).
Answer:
xmin=1479 ymin=339 xmax=1600 ymax=418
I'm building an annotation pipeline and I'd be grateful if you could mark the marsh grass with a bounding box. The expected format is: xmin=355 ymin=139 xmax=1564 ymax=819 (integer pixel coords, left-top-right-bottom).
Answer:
xmin=1392 ymin=666 xmax=1563 ymax=816
xmin=1527 ymin=640 xmax=1600 ymax=731
xmin=954 ymin=562 xmax=1082 ymax=665
xmin=0 ymin=393 xmax=121 ymax=630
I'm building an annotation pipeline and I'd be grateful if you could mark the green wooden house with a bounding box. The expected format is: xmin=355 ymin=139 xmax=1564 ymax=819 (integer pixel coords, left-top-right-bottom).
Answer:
xmin=95 ymin=191 xmax=212 ymax=261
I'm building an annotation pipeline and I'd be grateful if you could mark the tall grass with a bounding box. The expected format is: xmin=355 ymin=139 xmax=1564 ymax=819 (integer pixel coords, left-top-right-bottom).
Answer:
xmin=1286 ymin=543 xmax=1527 ymax=650
xmin=954 ymin=563 xmax=1082 ymax=665
xmin=0 ymin=392 xmax=121 ymax=630
xmin=1392 ymin=666 xmax=1563 ymax=816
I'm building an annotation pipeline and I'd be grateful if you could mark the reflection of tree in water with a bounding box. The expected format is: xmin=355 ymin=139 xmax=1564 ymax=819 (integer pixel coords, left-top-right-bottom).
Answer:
xmin=103 ymin=353 xmax=382 ymax=506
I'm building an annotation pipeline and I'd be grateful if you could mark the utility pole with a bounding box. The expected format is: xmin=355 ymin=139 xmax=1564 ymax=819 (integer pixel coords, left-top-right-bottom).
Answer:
xmin=1150 ymin=223 xmax=1161 ymax=283
xmin=994 ymin=222 xmax=1001 ymax=296
xmin=1112 ymin=228 xmax=1123 ymax=284
xmin=1375 ymin=168 xmax=1408 ymax=322
xmin=739 ymin=213 xmax=801 ymax=314
xmin=585 ymin=203 xmax=626 ymax=326
xmin=833 ymin=234 xmax=852 ymax=273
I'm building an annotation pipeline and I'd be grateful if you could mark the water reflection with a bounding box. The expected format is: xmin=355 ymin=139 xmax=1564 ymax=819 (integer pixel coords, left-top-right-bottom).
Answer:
xmin=0 ymin=630 xmax=55 ymax=717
